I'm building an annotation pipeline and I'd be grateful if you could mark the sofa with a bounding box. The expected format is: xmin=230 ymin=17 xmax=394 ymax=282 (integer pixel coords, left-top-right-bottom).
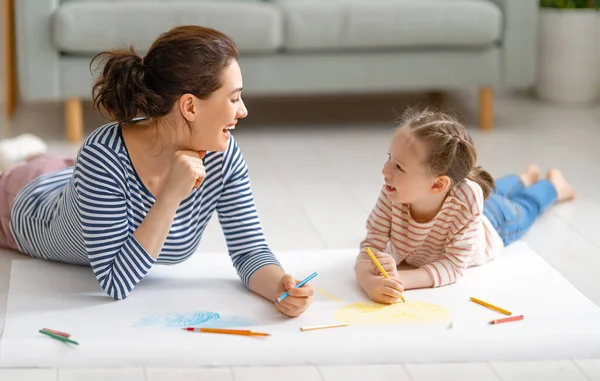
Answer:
xmin=14 ymin=0 xmax=538 ymax=141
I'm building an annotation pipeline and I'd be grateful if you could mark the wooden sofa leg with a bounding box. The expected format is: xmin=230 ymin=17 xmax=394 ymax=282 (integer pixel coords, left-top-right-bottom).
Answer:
xmin=3 ymin=0 xmax=17 ymax=118
xmin=65 ymin=98 xmax=84 ymax=142
xmin=479 ymin=87 xmax=493 ymax=131
xmin=430 ymin=91 xmax=446 ymax=110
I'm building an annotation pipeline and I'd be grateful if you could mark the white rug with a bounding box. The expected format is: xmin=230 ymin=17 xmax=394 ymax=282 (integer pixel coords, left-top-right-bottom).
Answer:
xmin=1 ymin=242 xmax=599 ymax=368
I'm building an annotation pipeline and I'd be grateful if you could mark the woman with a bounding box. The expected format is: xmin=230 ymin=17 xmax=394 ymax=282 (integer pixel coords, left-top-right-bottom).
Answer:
xmin=0 ymin=25 xmax=313 ymax=317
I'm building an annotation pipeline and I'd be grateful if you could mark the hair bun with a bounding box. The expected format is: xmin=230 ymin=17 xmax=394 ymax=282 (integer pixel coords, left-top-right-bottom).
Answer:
xmin=91 ymin=47 xmax=152 ymax=122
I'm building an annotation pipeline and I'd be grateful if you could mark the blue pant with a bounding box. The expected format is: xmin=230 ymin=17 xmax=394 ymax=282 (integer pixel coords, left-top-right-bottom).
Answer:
xmin=483 ymin=175 xmax=557 ymax=246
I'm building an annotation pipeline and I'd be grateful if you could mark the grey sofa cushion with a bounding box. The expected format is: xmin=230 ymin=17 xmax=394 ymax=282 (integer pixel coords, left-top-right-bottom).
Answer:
xmin=53 ymin=1 xmax=283 ymax=54
xmin=276 ymin=0 xmax=502 ymax=51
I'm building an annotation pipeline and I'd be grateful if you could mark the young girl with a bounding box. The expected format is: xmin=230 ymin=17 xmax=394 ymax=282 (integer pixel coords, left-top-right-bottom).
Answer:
xmin=355 ymin=109 xmax=575 ymax=304
xmin=0 ymin=25 xmax=313 ymax=317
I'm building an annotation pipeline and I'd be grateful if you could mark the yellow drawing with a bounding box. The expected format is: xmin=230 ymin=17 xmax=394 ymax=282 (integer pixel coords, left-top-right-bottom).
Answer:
xmin=315 ymin=288 xmax=343 ymax=302
xmin=335 ymin=301 xmax=451 ymax=324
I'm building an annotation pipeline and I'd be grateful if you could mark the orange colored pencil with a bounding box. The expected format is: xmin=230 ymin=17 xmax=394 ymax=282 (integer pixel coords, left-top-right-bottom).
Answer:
xmin=183 ymin=327 xmax=269 ymax=337
xmin=202 ymin=328 xmax=269 ymax=337
xmin=183 ymin=327 xmax=250 ymax=333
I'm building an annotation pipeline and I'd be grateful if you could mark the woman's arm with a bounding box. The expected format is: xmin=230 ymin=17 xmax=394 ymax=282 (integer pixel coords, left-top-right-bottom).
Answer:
xmin=215 ymin=138 xmax=282 ymax=293
xmin=215 ymin=138 xmax=312 ymax=317
xmin=135 ymin=150 xmax=206 ymax=259
xmin=75 ymin=143 xmax=169 ymax=300
xmin=133 ymin=197 xmax=181 ymax=259
xmin=247 ymin=264 xmax=285 ymax=301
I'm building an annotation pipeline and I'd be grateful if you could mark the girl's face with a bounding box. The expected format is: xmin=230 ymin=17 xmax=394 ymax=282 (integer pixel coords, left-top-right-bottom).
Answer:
xmin=178 ymin=60 xmax=248 ymax=152
xmin=381 ymin=127 xmax=436 ymax=204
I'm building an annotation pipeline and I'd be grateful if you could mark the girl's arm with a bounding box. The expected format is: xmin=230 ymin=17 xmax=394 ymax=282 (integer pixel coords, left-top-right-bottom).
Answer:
xmin=419 ymin=216 xmax=482 ymax=287
xmin=355 ymin=188 xmax=393 ymax=287
xmin=396 ymin=268 xmax=434 ymax=289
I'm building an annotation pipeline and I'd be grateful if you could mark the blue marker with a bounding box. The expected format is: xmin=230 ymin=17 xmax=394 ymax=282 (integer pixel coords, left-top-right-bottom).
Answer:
xmin=276 ymin=272 xmax=318 ymax=303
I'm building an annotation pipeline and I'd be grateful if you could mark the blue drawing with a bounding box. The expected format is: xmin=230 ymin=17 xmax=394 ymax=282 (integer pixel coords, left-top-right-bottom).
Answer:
xmin=131 ymin=311 xmax=253 ymax=329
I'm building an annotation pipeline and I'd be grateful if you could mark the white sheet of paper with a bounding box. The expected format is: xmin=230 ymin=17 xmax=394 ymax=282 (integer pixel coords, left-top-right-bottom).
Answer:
xmin=1 ymin=241 xmax=599 ymax=367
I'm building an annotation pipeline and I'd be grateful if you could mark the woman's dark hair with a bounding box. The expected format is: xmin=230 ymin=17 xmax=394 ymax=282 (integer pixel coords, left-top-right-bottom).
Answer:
xmin=91 ymin=25 xmax=238 ymax=123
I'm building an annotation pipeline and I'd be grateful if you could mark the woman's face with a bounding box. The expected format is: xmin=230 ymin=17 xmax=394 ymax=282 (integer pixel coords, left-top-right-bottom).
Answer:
xmin=177 ymin=60 xmax=248 ymax=152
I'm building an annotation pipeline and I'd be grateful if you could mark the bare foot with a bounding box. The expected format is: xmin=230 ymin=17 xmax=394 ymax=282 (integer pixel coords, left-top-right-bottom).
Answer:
xmin=547 ymin=169 xmax=576 ymax=202
xmin=519 ymin=164 xmax=541 ymax=187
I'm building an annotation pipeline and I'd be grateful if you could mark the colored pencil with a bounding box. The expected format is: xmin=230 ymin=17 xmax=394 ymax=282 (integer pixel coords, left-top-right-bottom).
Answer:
xmin=42 ymin=328 xmax=71 ymax=338
xmin=39 ymin=329 xmax=79 ymax=345
xmin=366 ymin=247 xmax=406 ymax=302
xmin=183 ymin=327 xmax=251 ymax=333
xmin=201 ymin=328 xmax=269 ymax=337
xmin=276 ymin=272 xmax=318 ymax=303
xmin=470 ymin=297 xmax=512 ymax=315
xmin=490 ymin=315 xmax=524 ymax=325
xmin=300 ymin=322 xmax=349 ymax=332
xmin=183 ymin=327 xmax=270 ymax=337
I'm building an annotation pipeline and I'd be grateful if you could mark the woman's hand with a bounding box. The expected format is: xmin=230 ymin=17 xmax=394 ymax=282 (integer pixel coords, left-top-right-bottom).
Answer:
xmin=274 ymin=274 xmax=314 ymax=317
xmin=161 ymin=150 xmax=206 ymax=201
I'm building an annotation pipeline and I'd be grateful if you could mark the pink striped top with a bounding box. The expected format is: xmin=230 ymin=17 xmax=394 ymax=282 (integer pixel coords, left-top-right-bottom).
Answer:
xmin=358 ymin=179 xmax=504 ymax=287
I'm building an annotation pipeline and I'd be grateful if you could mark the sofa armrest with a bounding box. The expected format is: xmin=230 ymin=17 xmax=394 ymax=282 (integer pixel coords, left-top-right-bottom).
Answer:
xmin=15 ymin=0 xmax=61 ymax=101
xmin=487 ymin=0 xmax=538 ymax=88
xmin=488 ymin=0 xmax=539 ymax=88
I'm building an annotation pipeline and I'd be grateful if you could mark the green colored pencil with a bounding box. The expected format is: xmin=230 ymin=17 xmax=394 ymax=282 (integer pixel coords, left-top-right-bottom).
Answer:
xmin=39 ymin=329 xmax=79 ymax=345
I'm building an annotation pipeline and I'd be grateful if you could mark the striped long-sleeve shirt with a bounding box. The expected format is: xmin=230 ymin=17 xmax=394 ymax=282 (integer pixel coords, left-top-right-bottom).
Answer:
xmin=10 ymin=123 xmax=280 ymax=299
xmin=358 ymin=179 xmax=504 ymax=287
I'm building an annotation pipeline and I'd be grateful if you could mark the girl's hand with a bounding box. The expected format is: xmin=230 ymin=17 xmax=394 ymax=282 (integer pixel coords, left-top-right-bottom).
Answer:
xmin=372 ymin=251 xmax=399 ymax=280
xmin=274 ymin=274 xmax=314 ymax=317
xmin=363 ymin=275 xmax=404 ymax=305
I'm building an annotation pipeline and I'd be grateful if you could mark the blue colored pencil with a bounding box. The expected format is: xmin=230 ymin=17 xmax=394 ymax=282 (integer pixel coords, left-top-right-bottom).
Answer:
xmin=276 ymin=272 xmax=318 ymax=303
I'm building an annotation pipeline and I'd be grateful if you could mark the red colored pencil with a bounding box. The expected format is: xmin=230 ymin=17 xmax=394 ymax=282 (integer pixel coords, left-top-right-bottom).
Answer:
xmin=42 ymin=328 xmax=71 ymax=338
xmin=489 ymin=315 xmax=524 ymax=325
